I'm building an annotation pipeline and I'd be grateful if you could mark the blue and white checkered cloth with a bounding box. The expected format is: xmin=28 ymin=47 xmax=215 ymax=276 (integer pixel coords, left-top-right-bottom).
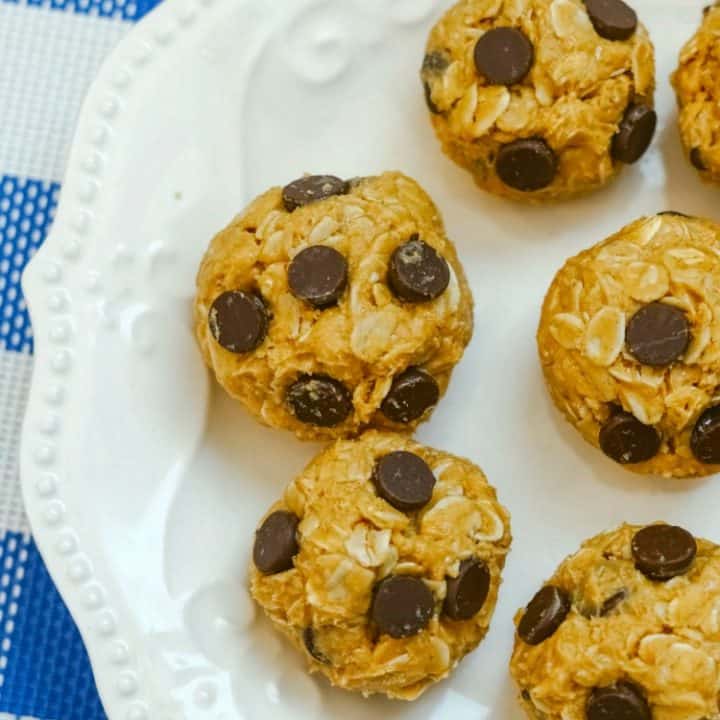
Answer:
xmin=0 ymin=1 xmax=162 ymax=716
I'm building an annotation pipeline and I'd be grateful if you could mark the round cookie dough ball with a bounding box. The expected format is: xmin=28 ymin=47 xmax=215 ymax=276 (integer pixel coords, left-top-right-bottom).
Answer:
xmin=510 ymin=523 xmax=720 ymax=720
xmin=422 ymin=0 xmax=656 ymax=202
xmin=672 ymin=4 xmax=720 ymax=183
xmin=194 ymin=172 xmax=473 ymax=441
xmin=249 ymin=431 xmax=511 ymax=700
xmin=538 ymin=213 xmax=720 ymax=478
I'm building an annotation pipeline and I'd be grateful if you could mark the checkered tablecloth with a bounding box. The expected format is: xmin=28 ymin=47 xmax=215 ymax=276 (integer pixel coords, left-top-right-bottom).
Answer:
xmin=0 ymin=1 xmax=162 ymax=717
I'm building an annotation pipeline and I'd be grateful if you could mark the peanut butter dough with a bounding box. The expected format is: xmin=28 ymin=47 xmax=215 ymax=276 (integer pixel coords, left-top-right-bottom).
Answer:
xmin=194 ymin=172 xmax=473 ymax=441
xmin=538 ymin=213 xmax=720 ymax=478
xmin=511 ymin=523 xmax=720 ymax=720
xmin=422 ymin=0 xmax=656 ymax=201
xmin=672 ymin=3 xmax=720 ymax=183
xmin=249 ymin=431 xmax=511 ymax=700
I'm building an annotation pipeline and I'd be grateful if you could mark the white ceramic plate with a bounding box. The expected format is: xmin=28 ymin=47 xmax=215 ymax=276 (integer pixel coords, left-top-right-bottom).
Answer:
xmin=20 ymin=0 xmax=720 ymax=718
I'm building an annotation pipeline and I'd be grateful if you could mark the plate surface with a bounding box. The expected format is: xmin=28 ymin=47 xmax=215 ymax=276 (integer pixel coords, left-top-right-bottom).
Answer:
xmin=20 ymin=0 xmax=720 ymax=718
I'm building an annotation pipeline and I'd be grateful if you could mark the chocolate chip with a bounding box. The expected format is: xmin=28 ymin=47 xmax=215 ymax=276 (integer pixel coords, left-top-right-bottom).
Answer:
xmin=587 ymin=681 xmax=651 ymax=720
xmin=599 ymin=411 xmax=661 ymax=464
xmin=286 ymin=375 xmax=353 ymax=427
xmin=518 ymin=585 xmax=571 ymax=645
xmin=209 ymin=290 xmax=269 ymax=353
xmin=691 ymin=405 xmax=720 ymax=464
xmin=372 ymin=451 xmax=436 ymax=512
xmin=691 ymin=147 xmax=707 ymax=170
xmin=371 ymin=575 xmax=435 ymax=638
xmin=611 ymin=104 xmax=657 ymax=164
xmin=626 ymin=302 xmax=691 ymax=367
xmin=423 ymin=81 xmax=442 ymax=114
xmin=288 ymin=246 xmax=348 ymax=308
xmin=599 ymin=588 xmax=628 ymax=616
xmin=473 ymin=27 xmax=534 ymax=85
xmin=632 ymin=525 xmax=697 ymax=581
xmin=282 ymin=175 xmax=349 ymax=212
xmin=584 ymin=0 xmax=638 ymax=40
xmin=303 ymin=627 xmax=330 ymax=664
xmin=253 ymin=510 xmax=300 ymax=575
xmin=658 ymin=211 xmax=689 ymax=217
xmin=388 ymin=236 xmax=450 ymax=303
xmin=496 ymin=138 xmax=557 ymax=191
xmin=380 ymin=367 xmax=440 ymax=424
xmin=444 ymin=558 xmax=491 ymax=620
xmin=422 ymin=50 xmax=450 ymax=74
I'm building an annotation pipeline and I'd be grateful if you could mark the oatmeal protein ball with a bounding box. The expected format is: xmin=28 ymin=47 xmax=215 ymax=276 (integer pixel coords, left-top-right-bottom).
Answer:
xmin=194 ymin=172 xmax=473 ymax=441
xmin=249 ymin=431 xmax=511 ymax=700
xmin=422 ymin=0 xmax=656 ymax=201
xmin=511 ymin=523 xmax=720 ymax=720
xmin=538 ymin=213 xmax=720 ymax=478
xmin=672 ymin=3 xmax=720 ymax=183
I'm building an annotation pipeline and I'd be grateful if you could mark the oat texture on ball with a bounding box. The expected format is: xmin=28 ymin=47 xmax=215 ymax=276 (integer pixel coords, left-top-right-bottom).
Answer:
xmin=194 ymin=172 xmax=474 ymax=441
xmin=249 ymin=431 xmax=512 ymax=700
xmin=672 ymin=3 xmax=720 ymax=184
xmin=510 ymin=523 xmax=720 ymax=720
xmin=421 ymin=0 xmax=656 ymax=201
xmin=538 ymin=213 xmax=720 ymax=478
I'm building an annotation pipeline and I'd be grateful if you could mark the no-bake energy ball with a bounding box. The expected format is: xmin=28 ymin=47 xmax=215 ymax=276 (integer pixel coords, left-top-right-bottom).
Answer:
xmin=538 ymin=213 xmax=720 ymax=478
xmin=672 ymin=3 xmax=720 ymax=183
xmin=511 ymin=523 xmax=720 ymax=720
xmin=422 ymin=0 xmax=656 ymax=201
xmin=194 ymin=172 xmax=473 ymax=441
xmin=249 ymin=431 xmax=511 ymax=700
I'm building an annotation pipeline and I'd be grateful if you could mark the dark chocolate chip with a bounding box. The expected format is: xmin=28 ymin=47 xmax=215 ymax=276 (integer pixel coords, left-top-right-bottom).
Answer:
xmin=611 ymin=104 xmax=657 ymax=164
xmin=288 ymin=246 xmax=348 ymax=308
xmin=388 ymin=236 xmax=450 ymax=303
xmin=632 ymin=524 xmax=697 ymax=581
xmin=658 ymin=211 xmax=689 ymax=217
xmin=691 ymin=147 xmax=707 ymax=171
xmin=371 ymin=575 xmax=434 ymax=639
xmin=282 ymin=175 xmax=349 ymax=212
xmin=444 ymin=558 xmax=491 ymax=620
xmin=691 ymin=405 xmax=720 ymax=464
xmin=584 ymin=0 xmax=638 ymax=40
xmin=380 ymin=367 xmax=440 ymax=424
xmin=518 ymin=585 xmax=571 ymax=645
xmin=423 ymin=81 xmax=442 ymax=115
xmin=253 ymin=510 xmax=300 ymax=575
xmin=496 ymin=138 xmax=557 ymax=191
xmin=303 ymin=627 xmax=330 ymax=664
xmin=599 ymin=588 xmax=628 ymax=616
xmin=599 ymin=411 xmax=661 ymax=464
xmin=587 ymin=681 xmax=651 ymax=720
xmin=209 ymin=290 xmax=268 ymax=353
xmin=521 ymin=689 xmax=532 ymax=702
xmin=286 ymin=375 xmax=353 ymax=427
xmin=422 ymin=50 xmax=450 ymax=74
xmin=626 ymin=302 xmax=691 ymax=367
xmin=372 ymin=451 xmax=436 ymax=512
xmin=473 ymin=27 xmax=534 ymax=85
